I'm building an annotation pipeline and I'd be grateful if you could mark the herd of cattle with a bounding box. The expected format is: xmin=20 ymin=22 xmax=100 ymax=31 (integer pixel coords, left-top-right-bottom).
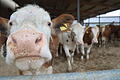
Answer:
xmin=0 ymin=4 xmax=120 ymax=75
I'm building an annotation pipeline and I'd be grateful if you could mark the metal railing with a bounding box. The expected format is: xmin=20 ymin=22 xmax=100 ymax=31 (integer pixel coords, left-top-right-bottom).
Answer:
xmin=0 ymin=69 xmax=120 ymax=80
xmin=84 ymin=16 xmax=120 ymax=26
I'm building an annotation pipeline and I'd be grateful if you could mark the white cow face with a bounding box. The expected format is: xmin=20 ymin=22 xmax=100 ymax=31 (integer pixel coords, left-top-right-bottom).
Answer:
xmin=71 ymin=22 xmax=85 ymax=45
xmin=5 ymin=5 xmax=52 ymax=74
xmin=91 ymin=26 xmax=99 ymax=43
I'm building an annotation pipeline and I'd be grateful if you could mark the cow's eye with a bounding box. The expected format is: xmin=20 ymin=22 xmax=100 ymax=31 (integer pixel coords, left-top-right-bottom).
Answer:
xmin=48 ymin=22 xmax=51 ymax=26
xmin=9 ymin=22 xmax=13 ymax=26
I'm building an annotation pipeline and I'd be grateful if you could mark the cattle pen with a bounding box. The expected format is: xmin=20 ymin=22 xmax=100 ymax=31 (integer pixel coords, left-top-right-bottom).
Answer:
xmin=0 ymin=42 xmax=120 ymax=76
xmin=0 ymin=0 xmax=120 ymax=79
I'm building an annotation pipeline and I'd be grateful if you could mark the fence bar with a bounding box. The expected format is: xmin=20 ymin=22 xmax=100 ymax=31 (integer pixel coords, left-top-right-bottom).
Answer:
xmin=99 ymin=15 xmax=100 ymax=26
xmin=119 ymin=16 xmax=120 ymax=25
xmin=84 ymin=16 xmax=120 ymax=26
xmin=0 ymin=69 xmax=120 ymax=80
xmin=77 ymin=0 xmax=80 ymax=22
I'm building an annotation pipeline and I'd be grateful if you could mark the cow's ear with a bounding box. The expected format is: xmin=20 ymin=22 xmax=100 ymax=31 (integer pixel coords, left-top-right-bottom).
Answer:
xmin=14 ymin=6 xmax=21 ymax=11
xmin=54 ymin=24 xmax=63 ymax=33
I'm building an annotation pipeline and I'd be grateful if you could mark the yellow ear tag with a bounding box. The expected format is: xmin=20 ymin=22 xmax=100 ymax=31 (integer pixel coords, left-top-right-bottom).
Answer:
xmin=86 ymin=31 xmax=89 ymax=33
xmin=85 ymin=27 xmax=89 ymax=33
xmin=60 ymin=24 xmax=68 ymax=31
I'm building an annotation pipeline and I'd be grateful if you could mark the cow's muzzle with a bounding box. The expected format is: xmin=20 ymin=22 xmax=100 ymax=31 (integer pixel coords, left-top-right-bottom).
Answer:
xmin=7 ymin=29 xmax=46 ymax=58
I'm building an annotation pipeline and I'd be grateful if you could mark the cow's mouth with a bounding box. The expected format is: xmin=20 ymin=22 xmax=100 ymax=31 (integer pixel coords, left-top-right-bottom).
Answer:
xmin=15 ymin=55 xmax=42 ymax=60
xmin=14 ymin=53 xmax=52 ymax=71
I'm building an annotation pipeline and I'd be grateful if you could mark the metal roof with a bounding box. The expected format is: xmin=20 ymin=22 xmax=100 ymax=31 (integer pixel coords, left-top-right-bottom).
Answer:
xmin=1 ymin=0 xmax=120 ymax=20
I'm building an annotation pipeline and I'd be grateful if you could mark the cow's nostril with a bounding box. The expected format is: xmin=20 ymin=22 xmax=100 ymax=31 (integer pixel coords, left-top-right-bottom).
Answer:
xmin=11 ymin=36 xmax=17 ymax=44
xmin=35 ymin=37 xmax=42 ymax=44
xmin=25 ymin=35 xmax=28 ymax=37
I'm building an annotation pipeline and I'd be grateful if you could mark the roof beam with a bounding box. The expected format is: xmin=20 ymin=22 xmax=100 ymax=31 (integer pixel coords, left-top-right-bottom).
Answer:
xmin=81 ymin=0 xmax=112 ymax=7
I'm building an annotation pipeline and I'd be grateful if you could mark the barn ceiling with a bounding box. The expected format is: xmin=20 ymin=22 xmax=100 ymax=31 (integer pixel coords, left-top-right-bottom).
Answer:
xmin=1 ymin=0 xmax=120 ymax=20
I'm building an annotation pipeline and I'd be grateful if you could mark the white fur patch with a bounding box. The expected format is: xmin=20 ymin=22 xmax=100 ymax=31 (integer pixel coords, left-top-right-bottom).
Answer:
xmin=6 ymin=46 xmax=15 ymax=65
xmin=91 ymin=26 xmax=99 ymax=43
xmin=71 ymin=22 xmax=85 ymax=45
xmin=15 ymin=58 xmax=45 ymax=70
xmin=72 ymin=20 xmax=78 ymax=25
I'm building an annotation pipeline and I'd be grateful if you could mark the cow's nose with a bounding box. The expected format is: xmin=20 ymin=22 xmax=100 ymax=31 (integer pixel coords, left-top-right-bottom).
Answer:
xmin=8 ymin=30 xmax=45 ymax=52
xmin=12 ymin=32 xmax=43 ymax=44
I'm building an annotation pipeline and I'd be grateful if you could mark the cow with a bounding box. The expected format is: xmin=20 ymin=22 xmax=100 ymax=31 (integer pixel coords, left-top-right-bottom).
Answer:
xmin=59 ymin=21 xmax=85 ymax=71
xmin=97 ymin=25 xmax=106 ymax=47
xmin=2 ymin=5 xmax=53 ymax=75
xmin=0 ymin=17 xmax=10 ymax=57
xmin=101 ymin=24 xmax=120 ymax=46
xmin=80 ymin=26 xmax=99 ymax=60
xmin=50 ymin=14 xmax=75 ymax=57
xmin=52 ymin=14 xmax=85 ymax=71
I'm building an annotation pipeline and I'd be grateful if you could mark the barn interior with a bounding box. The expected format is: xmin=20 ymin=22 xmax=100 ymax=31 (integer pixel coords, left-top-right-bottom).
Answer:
xmin=0 ymin=0 xmax=120 ymax=78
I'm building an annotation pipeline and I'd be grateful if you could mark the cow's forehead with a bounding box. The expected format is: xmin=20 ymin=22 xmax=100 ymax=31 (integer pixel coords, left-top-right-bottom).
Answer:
xmin=8 ymin=5 xmax=51 ymax=40
xmin=91 ymin=27 xmax=99 ymax=34
xmin=9 ymin=5 xmax=51 ymax=24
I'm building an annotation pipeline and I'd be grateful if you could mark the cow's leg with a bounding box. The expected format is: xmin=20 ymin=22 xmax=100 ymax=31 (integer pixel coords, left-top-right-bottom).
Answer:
xmin=100 ymin=38 xmax=102 ymax=47
xmin=63 ymin=45 xmax=72 ymax=71
xmin=86 ymin=44 xmax=92 ymax=59
xmin=59 ymin=44 xmax=63 ymax=55
xmin=76 ymin=45 xmax=80 ymax=54
xmin=55 ymin=43 xmax=59 ymax=57
xmin=80 ymin=45 xmax=85 ymax=60
xmin=71 ymin=52 xmax=74 ymax=64
xmin=102 ymin=37 xmax=106 ymax=47
xmin=98 ymin=37 xmax=102 ymax=47
xmin=71 ymin=45 xmax=76 ymax=64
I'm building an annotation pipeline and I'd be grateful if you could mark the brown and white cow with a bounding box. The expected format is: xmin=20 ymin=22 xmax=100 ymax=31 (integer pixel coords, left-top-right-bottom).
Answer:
xmin=97 ymin=25 xmax=106 ymax=47
xmin=101 ymin=24 xmax=120 ymax=46
xmin=3 ymin=5 xmax=53 ymax=75
xmin=52 ymin=14 xmax=85 ymax=71
xmin=80 ymin=26 xmax=99 ymax=60
xmin=50 ymin=14 xmax=75 ymax=57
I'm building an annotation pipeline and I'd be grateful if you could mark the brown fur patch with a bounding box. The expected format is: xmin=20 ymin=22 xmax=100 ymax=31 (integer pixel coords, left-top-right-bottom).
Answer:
xmin=83 ymin=27 xmax=93 ymax=45
xmin=52 ymin=14 xmax=75 ymax=33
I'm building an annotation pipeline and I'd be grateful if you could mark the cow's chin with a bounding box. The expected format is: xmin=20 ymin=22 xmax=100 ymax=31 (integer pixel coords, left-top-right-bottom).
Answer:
xmin=6 ymin=46 xmax=52 ymax=72
xmin=15 ymin=57 xmax=45 ymax=71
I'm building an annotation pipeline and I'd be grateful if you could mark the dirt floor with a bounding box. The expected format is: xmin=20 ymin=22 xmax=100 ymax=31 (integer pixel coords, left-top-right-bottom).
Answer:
xmin=0 ymin=42 xmax=120 ymax=76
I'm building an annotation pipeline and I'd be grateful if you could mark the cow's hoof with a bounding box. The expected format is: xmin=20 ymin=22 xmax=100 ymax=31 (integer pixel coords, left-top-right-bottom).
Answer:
xmin=81 ymin=56 xmax=84 ymax=60
xmin=68 ymin=67 xmax=72 ymax=72
xmin=86 ymin=55 xmax=90 ymax=60
xmin=71 ymin=58 xmax=74 ymax=64
xmin=55 ymin=52 xmax=59 ymax=57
